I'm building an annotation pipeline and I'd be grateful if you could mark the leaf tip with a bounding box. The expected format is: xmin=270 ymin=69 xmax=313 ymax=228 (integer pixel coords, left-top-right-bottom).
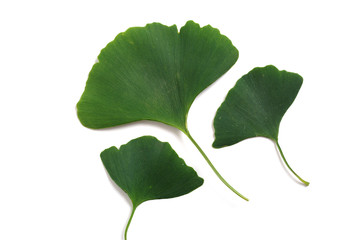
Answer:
xmin=211 ymin=141 xmax=222 ymax=149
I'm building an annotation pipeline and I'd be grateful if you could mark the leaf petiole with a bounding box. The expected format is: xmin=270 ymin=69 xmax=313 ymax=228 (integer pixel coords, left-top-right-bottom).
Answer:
xmin=185 ymin=129 xmax=249 ymax=201
xmin=124 ymin=207 xmax=136 ymax=240
xmin=275 ymin=141 xmax=309 ymax=186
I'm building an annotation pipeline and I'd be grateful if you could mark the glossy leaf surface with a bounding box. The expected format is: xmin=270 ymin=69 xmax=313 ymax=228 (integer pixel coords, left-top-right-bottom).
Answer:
xmin=77 ymin=20 xmax=238 ymax=132
xmin=101 ymin=136 xmax=203 ymax=239
xmin=213 ymin=65 xmax=303 ymax=147
xmin=101 ymin=136 xmax=204 ymax=208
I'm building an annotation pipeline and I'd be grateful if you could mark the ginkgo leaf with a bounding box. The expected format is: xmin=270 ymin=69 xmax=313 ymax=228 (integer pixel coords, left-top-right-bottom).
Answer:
xmin=213 ymin=65 xmax=309 ymax=186
xmin=101 ymin=136 xmax=203 ymax=240
xmin=77 ymin=21 xmax=238 ymax=132
xmin=77 ymin=21 xmax=248 ymax=200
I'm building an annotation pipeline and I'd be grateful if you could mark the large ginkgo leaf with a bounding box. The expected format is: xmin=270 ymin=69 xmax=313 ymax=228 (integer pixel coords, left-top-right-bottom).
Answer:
xmin=77 ymin=21 xmax=248 ymax=200
xmin=213 ymin=65 xmax=309 ymax=186
xmin=101 ymin=136 xmax=203 ymax=239
xmin=77 ymin=20 xmax=238 ymax=132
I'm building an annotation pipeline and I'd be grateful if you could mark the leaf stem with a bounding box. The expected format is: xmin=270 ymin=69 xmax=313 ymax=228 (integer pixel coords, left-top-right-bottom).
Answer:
xmin=275 ymin=141 xmax=309 ymax=186
xmin=184 ymin=130 xmax=249 ymax=201
xmin=124 ymin=207 xmax=136 ymax=240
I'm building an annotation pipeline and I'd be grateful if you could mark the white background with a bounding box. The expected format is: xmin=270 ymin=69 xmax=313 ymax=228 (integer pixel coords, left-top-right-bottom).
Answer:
xmin=1 ymin=0 xmax=361 ymax=239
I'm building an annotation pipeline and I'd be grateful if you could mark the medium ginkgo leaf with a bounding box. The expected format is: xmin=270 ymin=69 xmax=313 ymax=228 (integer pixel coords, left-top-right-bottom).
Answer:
xmin=213 ymin=65 xmax=309 ymax=186
xmin=77 ymin=21 xmax=248 ymax=200
xmin=101 ymin=136 xmax=203 ymax=240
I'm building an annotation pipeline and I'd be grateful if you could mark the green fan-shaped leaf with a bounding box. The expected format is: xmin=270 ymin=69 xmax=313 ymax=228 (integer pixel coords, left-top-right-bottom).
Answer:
xmin=213 ymin=65 xmax=309 ymax=185
xmin=77 ymin=20 xmax=238 ymax=132
xmin=77 ymin=21 xmax=248 ymax=200
xmin=101 ymin=136 xmax=203 ymax=239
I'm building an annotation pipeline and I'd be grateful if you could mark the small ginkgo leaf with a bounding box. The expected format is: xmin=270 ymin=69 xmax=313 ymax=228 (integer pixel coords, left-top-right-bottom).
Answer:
xmin=213 ymin=65 xmax=309 ymax=186
xmin=77 ymin=21 xmax=248 ymax=200
xmin=101 ymin=136 xmax=203 ymax=240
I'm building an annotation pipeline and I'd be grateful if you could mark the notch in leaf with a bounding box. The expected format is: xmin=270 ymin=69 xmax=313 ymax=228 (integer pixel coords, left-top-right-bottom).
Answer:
xmin=213 ymin=65 xmax=309 ymax=186
xmin=101 ymin=136 xmax=203 ymax=240
xmin=77 ymin=21 xmax=248 ymax=200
